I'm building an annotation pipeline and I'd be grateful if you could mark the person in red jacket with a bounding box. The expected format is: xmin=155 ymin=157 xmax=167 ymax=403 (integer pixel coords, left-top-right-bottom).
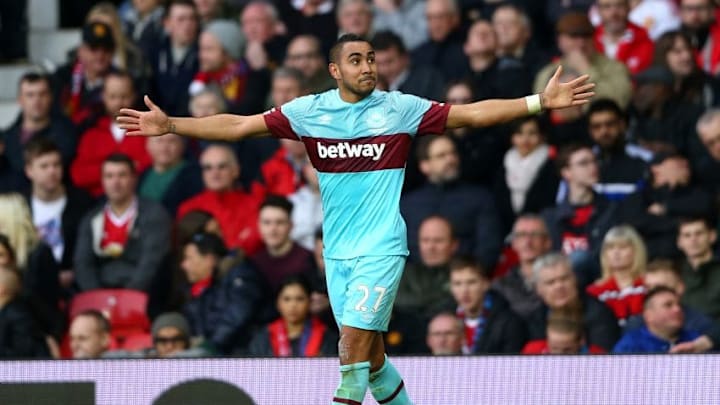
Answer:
xmin=586 ymin=225 xmax=647 ymax=326
xmin=522 ymin=313 xmax=606 ymax=354
xmin=70 ymin=71 xmax=151 ymax=197
xmin=594 ymin=0 xmax=654 ymax=74
xmin=177 ymin=144 xmax=263 ymax=255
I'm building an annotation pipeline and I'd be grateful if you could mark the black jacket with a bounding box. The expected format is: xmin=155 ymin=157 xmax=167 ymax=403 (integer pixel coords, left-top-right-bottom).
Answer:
xmin=412 ymin=29 xmax=470 ymax=82
xmin=0 ymin=299 xmax=49 ymax=359
xmin=246 ymin=319 xmax=338 ymax=357
xmin=184 ymin=263 xmax=266 ymax=354
xmin=397 ymin=64 xmax=446 ymax=101
xmin=470 ymin=58 xmax=532 ymax=101
xmin=138 ymin=161 xmax=203 ymax=217
xmin=148 ymin=37 xmax=199 ymax=117
xmin=526 ymin=293 xmax=621 ymax=351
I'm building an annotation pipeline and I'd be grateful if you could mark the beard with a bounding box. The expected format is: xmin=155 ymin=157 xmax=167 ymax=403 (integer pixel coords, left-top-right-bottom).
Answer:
xmin=341 ymin=75 xmax=376 ymax=99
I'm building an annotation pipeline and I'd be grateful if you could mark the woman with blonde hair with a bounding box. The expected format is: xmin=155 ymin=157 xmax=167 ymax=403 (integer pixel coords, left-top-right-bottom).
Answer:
xmin=0 ymin=193 xmax=60 ymax=330
xmin=586 ymin=225 xmax=647 ymax=325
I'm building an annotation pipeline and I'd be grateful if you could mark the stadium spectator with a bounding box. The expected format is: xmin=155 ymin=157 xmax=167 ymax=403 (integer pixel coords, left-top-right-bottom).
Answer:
xmin=284 ymin=35 xmax=336 ymax=94
xmin=0 ymin=194 xmax=60 ymax=334
xmin=0 ymin=267 xmax=49 ymax=358
xmin=613 ymin=286 xmax=702 ymax=353
xmin=149 ymin=312 xmax=211 ymax=357
xmin=372 ymin=0 xmax=428 ymax=51
xmin=371 ymin=30 xmax=445 ymax=100
xmin=401 ymin=135 xmax=502 ymax=269
xmin=275 ymin=0 xmax=338 ymax=56
xmin=534 ymin=12 xmax=631 ymax=109
xmin=587 ymin=98 xmax=650 ymax=201
xmin=541 ymin=143 xmax=623 ymax=288
xmin=147 ymin=0 xmax=200 ymax=117
xmin=653 ymin=30 xmax=720 ymax=110
xmin=68 ymin=309 xmax=111 ymax=359
xmin=492 ymin=215 xmax=553 ymax=321
xmin=86 ymin=2 xmax=151 ymax=96
xmin=694 ymin=108 xmax=720 ymax=193
xmin=625 ymin=259 xmax=720 ymax=353
xmin=248 ymin=275 xmax=337 ymax=357
xmin=464 ymin=19 xmax=530 ymax=101
xmin=193 ymin=0 xmax=231 ymax=25
xmin=627 ymin=0 xmax=681 ymax=40
xmin=175 ymin=210 xmax=223 ymax=249
xmin=250 ymin=196 xmax=317 ymax=296
xmin=677 ymin=217 xmax=720 ymax=321
xmin=181 ymin=232 xmax=265 ymax=354
xmin=425 ymin=311 xmax=463 ymax=355
xmin=629 ymin=65 xmax=704 ymax=155
xmin=679 ymin=0 xmax=720 ymax=75
xmin=289 ymin=162 xmax=323 ymax=251
xmin=522 ymin=312 xmax=606 ymax=354
xmin=74 ymin=154 xmax=171 ymax=293
xmin=395 ymin=216 xmax=458 ymax=319
xmin=627 ymin=152 xmax=713 ymax=259
xmin=527 ymin=253 xmax=621 ymax=351
xmin=122 ymin=0 xmax=165 ymax=57
xmin=52 ymin=22 xmax=116 ymax=127
xmin=70 ymin=71 xmax=152 ymax=198
xmin=22 ymin=139 xmax=94 ymax=286
xmin=586 ymin=225 xmax=647 ymax=325
xmin=188 ymin=84 xmax=226 ymax=117
xmin=447 ymin=256 xmax=527 ymax=354
xmin=491 ymin=3 xmax=549 ymax=79
xmin=544 ymin=68 xmax=591 ymax=146
xmin=139 ymin=134 xmax=203 ymax=216
xmin=594 ymin=0 xmax=654 ymax=74
xmin=412 ymin=0 xmax=469 ymax=82
xmin=240 ymin=1 xmax=289 ymax=72
xmin=1 ymin=73 xmax=77 ymax=186
xmin=190 ymin=20 xmax=270 ymax=114
xmin=177 ymin=144 xmax=263 ymax=255
xmin=337 ymin=0 xmax=374 ymax=39
xmin=494 ymin=116 xmax=559 ymax=234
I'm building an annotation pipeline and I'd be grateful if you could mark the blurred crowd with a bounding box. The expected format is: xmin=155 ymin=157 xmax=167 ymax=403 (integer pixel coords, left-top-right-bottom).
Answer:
xmin=1 ymin=0 xmax=720 ymax=359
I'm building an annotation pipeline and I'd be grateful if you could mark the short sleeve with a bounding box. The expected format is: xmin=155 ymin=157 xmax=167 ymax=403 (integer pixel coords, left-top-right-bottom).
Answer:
xmin=416 ymin=101 xmax=451 ymax=136
xmin=394 ymin=93 xmax=450 ymax=137
xmin=263 ymin=106 xmax=300 ymax=140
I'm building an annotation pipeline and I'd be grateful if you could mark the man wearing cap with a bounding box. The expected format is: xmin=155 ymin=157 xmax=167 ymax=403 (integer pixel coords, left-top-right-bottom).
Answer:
xmin=149 ymin=312 xmax=211 ymax=357
xmin=189 ymin=20 xmax=270 ymax=115
xmin=52 ymin=22 xmax=116 ymax=128
xmin=534 ymin=11 xmax=631 ymax=109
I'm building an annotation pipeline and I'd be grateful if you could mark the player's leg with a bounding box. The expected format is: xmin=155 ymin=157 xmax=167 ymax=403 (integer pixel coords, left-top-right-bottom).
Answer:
xmin=368 ymin=330 xmax=412 ymax=404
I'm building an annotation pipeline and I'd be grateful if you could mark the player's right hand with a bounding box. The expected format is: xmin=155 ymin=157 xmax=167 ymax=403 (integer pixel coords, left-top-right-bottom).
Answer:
xmin=117 ymin=95 xmax=171 ymax=137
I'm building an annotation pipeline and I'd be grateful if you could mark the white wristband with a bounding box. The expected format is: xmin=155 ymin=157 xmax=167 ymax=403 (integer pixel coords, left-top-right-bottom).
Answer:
xmin=525 ymin=94 xmax=542 ymax=115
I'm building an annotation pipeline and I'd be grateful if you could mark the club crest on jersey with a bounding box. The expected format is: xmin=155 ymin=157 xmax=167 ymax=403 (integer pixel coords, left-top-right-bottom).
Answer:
xmin=366 ymin=109 xmax=387 ymax=129
xmin=316 ymin=141 xmax=386 ymax=161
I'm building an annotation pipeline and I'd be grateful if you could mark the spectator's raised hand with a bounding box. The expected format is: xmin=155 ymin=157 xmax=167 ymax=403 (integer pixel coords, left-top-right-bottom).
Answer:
xmin=116 ymin=95 xmax=171 ymax=137
xmin=541 ymin=66 xmax=595 ymax=110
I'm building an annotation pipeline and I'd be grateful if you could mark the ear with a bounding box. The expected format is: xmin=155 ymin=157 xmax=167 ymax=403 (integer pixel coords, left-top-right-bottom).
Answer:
xmin=419 ymin=159 xmax=431 ymax=176
xmin=710 ymin=229 xmax=717 ymax=244
xmin=329 ymin=63 xmax=341 ymax=80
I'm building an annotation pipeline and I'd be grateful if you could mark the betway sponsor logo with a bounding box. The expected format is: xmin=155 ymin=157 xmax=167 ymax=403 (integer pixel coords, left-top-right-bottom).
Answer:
xmin=317 ymin=141 xmax=386 ymax=161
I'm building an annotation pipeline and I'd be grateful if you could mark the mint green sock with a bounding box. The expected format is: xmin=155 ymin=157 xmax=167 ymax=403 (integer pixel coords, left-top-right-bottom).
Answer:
xmin=332 ymin=361 xmax=370 ymax=405
xmin=369 ymin=356 xmax=412 ymax=404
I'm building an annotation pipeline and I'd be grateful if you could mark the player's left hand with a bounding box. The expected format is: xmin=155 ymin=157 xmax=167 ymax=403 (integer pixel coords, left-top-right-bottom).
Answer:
xmin=541 ymin=65 xmax=595 ymax=110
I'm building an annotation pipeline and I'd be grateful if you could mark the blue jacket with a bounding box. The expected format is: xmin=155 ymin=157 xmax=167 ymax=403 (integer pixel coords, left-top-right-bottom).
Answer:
xmin=613 ymin=325 xmax=700 ymax=353
xmin=625 ymin=305 xmax=720 ymax=350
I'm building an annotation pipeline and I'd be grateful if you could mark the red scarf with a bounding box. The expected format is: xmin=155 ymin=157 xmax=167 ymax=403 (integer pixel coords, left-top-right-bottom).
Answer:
xmin=191 ymin=276 xmax=213 ymax=298
xmin=66 ymin=60 xmax=86 ymax=124
xmin=268 ymin=317 xmax=326 ymax=357
xmin=191 ymin=61 xmax=248 ymax=104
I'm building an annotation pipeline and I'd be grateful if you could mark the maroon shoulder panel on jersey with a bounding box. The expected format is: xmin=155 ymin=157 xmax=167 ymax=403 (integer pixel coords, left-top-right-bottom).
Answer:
xmin=262 ymin=107 xmax=300 ymax=140
xmin=417 ymin=102 xmax=451 ymax=136
xmin=303 ymin=134 xmax=412 ymax=173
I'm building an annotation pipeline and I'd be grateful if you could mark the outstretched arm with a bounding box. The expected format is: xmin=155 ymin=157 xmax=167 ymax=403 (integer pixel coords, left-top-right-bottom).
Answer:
xmin=446 ymin=66 xmax=595 ymax=129
xmin=116 ymin=95 xmax=270 ymax=141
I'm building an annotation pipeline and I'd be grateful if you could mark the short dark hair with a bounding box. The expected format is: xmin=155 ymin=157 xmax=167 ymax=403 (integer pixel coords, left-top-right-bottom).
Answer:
xmin=643 ymin=286 xmax=678 ymax=310
xmin=416 ymin=134 xmax=454 ymax=161
xmin=449 ymin=256 xmax=491 ymax=280
xmin=678 ymin=216 xmax=715 ymax=232
xmin=371 ymin=30 xmax=407 ymax=55
xmin=546 ymin=312 xmax=584 ymax=339
xmin=277 ymin=274 xmax=313 ymax=299
xmin=509 ymin=115 xmax=546 ymax=138
xmin=18 ymin=71 xmax=52 ymax=91
xmin=555 ymin=142 xmax=592 ymax=171
xmin=23 ymin=137 xmax=61 ymax=165
xmin=587 ymin=98 xmax=626 ymax=122
xmin=260 ymin=195 xmax=293 ymax=217
xmin=329 ymin=33 xmax=371 ymax=64
xmin=75 ymin=309 xmax=111 ymax=333
xmin=645 ymin=259 xmax=681 ymax=279
xmin=102 ymin=153 xmax=136 ymax=175
xmin=164 ymin=0 xmax=197 ymax=19
xmin=104 ymin=70 xmax=135 ymax=91
xmin=185 ymin=232 xmax=228 ymax=258
xmin=314 ymin=227 xmax=323 ymax=241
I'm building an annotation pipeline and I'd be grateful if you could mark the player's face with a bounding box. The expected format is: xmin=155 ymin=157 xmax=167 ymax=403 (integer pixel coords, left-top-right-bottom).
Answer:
xmin=535 ymin=263 xmax=578 ymax=309
xmin=332 ymin=41 xmax=377 ymax=100
xmin=70 ymin=316 xmax=109 ymax=359
xmin=258 ymin=206 xmax=292 ymax=249
xmin=25 ymin=152 xmax=63 ymax=193
xmin=449 ymin=268 xmax=489 ymax=314
xmin=547 ymin=330 xmax=582 ymax=354
xmin=511 ymin=218 xmax=551 ymax=264
xmin=277 ymin=284 xmax=310 ymax=325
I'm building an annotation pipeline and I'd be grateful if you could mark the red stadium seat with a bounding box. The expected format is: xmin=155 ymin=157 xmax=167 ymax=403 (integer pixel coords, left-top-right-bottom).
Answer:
xmin=121 ymin=332 xmax=153 ymax=351
xmin=69 ymin=289 xmax=151 ymax=336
